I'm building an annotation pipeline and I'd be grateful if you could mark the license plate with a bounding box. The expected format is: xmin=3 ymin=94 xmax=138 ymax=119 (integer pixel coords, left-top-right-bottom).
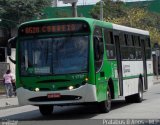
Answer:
xmin=47 ymin=93 xmax=61 ymax=98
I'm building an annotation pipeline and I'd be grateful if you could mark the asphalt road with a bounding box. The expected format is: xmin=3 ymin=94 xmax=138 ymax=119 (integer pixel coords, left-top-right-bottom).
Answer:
xmin=0 ymin=84 xmax=160 ymax=125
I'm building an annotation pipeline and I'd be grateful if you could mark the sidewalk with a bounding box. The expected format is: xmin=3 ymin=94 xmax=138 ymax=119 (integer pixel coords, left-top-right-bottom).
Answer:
xmin=153 ymin=76 xmax=160 ymax=84
xmin=0 ymin=95 xmax=19 ymax=109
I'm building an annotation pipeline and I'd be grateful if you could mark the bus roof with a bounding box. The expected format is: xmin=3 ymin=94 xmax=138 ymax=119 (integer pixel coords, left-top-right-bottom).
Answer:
xmin=19 ymin=17 xmax=149 ymax=35
xmin=19 ymin=17 xmax=96 ymax=26
xmin=112 ymin=24 xmax=149 ymax=35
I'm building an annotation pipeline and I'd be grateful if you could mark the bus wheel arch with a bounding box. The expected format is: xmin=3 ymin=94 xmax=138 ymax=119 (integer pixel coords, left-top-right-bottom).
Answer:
xmin=135 ymin=75 xmax=143 ymax=103
xmin=108 ymin=78 xmax=115 ymax=99
xmin=139 ymin=74 xmax=144 ymax=92
xmin=98 ymin=83 xmax=111 ymax=113
xmin=97 ymin=78 xmax=114 ymax=113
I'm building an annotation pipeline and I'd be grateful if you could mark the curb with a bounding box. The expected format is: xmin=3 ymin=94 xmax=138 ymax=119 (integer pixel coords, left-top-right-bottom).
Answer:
xmin=153 ymin=81 xmax=160 ymax=84
xmin=0 ymin=105 xmax=20 ymax=110
xmin=0 ymin=92 xmax=5 ymax=95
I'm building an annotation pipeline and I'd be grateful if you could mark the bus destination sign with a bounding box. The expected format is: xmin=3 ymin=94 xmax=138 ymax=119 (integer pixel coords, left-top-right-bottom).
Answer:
xmin=19 ymin=21 xmax=89 ymax=36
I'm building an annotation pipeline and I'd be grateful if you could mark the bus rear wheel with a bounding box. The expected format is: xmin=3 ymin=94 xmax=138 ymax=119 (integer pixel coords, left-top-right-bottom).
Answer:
xmin=134 ymin=79 xmax=143 ymax=103
xmin=99 ymin=86 xmax=111 ymax=113
xmin=39 ymin=105 xmax=54 ymax=116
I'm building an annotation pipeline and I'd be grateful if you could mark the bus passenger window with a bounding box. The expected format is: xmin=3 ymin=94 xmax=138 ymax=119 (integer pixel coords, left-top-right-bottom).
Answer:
xmin=145 ymin=37 xmax=151 ymax=60
xmin=124 ymin=34 xmax=128 ymax=46
xmin=94 ymin=27 xmax=104 ymax=72
xmin=135 ymin=36 xmax=142 ymax=60
xmin=120 ymin=34 xmax=129 ymax=60
xmin=104 ymin=29 xmax=116 ymax=60
xmin=128 ymin=35 xmax=135 ymax=60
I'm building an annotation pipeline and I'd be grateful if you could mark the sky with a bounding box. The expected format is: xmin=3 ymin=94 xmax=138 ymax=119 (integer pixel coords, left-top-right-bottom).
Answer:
xmin=58 ymin=0 xmax=148 ymax=6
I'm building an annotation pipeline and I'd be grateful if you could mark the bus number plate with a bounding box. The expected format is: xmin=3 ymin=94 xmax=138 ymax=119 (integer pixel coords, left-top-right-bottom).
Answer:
xmin=47 ymin=93 xmax=61 ymax=98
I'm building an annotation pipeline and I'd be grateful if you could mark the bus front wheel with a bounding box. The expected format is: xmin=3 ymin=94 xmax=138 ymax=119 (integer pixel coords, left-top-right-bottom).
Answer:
xmin=39 ymin=105 xmax=54 ymax=116
xmin=99 ymin=86 xmax=111 ymax=113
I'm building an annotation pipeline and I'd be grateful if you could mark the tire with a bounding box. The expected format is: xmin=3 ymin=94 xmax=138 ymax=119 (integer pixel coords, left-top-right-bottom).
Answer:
xmin=99 ymin=85 xmax=111 ymax=113
xmin=125 ymin=95 xmax=133 ymax=103
xmin=134 ymin=79 xmax=143 ymax=103
xmin=39 ymin=105 xmax=54 ymax=116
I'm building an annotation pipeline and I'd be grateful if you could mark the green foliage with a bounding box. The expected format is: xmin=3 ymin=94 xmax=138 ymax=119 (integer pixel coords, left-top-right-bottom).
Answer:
xmin=91 ymin=0 xmax=160 ymax=45
xmin=0 ymin=0 xmax=52 ymax=26
xmin=0 ymin=7 xmax=5 ymax=15
xmin=91 ymin=0 xmax=127 ymax=19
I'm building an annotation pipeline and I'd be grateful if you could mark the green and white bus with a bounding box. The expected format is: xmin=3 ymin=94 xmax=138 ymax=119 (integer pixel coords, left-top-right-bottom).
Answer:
xmin=9 ymin=18 xmax=153 ymax=115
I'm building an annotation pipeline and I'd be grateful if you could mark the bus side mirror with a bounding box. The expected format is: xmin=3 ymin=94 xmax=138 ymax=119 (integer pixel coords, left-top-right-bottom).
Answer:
xmin=7 ymin=37 xmax=17 ymax=64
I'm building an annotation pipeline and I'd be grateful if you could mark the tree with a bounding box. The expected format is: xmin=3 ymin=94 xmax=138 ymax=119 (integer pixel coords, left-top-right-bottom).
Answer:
xmin=105 ymin=8 xmax=160 ymax=44
xmin=0 ymin=0 xmax=52 ymax=46
xmin=0 ymin=0 xmax=53 ymax=24
xmin=90 ymin=0 xmax=127 ymax=20
xmin=91 ymin=0 xmax=160 ymax=45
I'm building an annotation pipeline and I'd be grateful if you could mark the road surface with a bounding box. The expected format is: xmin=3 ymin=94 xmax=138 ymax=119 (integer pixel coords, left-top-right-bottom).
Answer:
xmin=1 ymin=84 xmax=160 ymax=124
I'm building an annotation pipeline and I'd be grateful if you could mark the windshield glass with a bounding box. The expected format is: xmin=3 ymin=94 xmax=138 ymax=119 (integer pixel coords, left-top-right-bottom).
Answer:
xmin=20 ymin=36 xmax=89 ymax=75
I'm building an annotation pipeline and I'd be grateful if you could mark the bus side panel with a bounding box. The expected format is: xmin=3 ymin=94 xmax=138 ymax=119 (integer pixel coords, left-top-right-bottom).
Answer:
xmin=122 ymin=61 xmax=143 ymax=96
xmin=113 ymin=79 xmax=119 ymax=99
xmin=96 ymin=60 xmax=119 ymax=101
xmin=147 ymin=60 xmax=154 ymax=89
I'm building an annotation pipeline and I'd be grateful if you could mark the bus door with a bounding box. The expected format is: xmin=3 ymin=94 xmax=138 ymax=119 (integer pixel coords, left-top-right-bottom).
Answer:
xmin=114 ymin=34 xmax=123 ymax=96
xmin=94 ymin=27 xmax=106 ymax=100
xmin=141 ymin=38 xmax=148 ymax=90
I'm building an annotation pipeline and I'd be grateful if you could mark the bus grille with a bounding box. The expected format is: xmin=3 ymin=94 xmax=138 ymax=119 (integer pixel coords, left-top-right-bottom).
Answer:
xmin=29 ymin=95 xmax=82 ymax=102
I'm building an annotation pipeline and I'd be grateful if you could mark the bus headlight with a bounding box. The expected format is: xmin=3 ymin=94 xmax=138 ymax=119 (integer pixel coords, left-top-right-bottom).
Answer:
xmin=85 ymin=77 xmax=89 ymax=82
xmin=35 ymin=88 xmax=40 ymax=92
xmin=68 ymin=86 xmax=74 ymax=90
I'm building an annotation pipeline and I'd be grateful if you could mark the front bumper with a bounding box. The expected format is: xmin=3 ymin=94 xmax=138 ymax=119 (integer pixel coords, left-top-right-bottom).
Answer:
xmin=17 ymin=84 xmax=97 ymax=106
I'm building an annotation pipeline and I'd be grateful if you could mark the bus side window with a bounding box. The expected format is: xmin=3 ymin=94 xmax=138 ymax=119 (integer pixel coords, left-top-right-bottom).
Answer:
xmin=120 ymin=33 xmax=129 ymax=60
xmin=104 ymin=29 xmax=116 ymax=60
xmin=145 ymin=37 xmax=151 ymax=60
xmin=128 ymin=34 xmax=135 ymax=60
xmin=135 ymin=36 xmax=142 ymax=60
xmin=94 ymin=27 xmax=104 ymax=72
xmin=131 ymin=35 xmax=135 ymax=46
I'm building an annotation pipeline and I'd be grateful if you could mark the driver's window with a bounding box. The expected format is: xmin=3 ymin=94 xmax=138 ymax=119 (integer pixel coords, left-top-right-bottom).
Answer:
xmin=93 ymin=26 xmax=104 ymax=72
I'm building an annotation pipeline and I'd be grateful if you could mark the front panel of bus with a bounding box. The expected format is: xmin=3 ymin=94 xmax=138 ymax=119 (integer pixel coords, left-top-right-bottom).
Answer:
xmin=16 ymin=19 xmax=98 ymax=106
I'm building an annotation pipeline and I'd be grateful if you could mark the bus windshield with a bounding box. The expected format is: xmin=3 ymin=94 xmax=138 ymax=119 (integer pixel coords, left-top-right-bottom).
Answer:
xmin=20 ymin=35 xmax=89 ymax=76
